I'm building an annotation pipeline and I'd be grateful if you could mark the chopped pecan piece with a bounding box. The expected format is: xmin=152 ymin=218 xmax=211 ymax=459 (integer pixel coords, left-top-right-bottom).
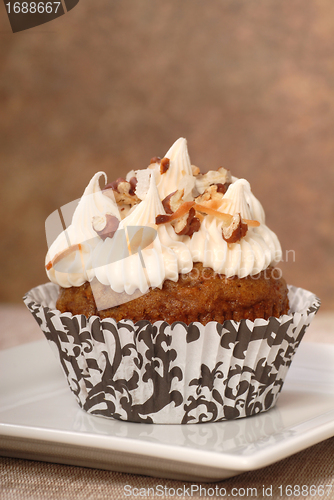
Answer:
xmin=160 ymin=157 xmax=170 ymax=174
xmin=103 ymin=177 xmax=125 ymax=192
xmin=215 ymin=183 xmax=228 ymax=193
xmin=116 ymin=180 xmax=133 ymax=195
xmin=195 ymin=167 xmax=232 ymax=194
xmin=103 ymin=178 xmax=140 ymax=206
xmin=156 ymin=201 xmax=200 ymax=237
xmin=156 ymin=202 xmax=194 ymax=224
xmin=156 ymin=214 xmax=171 ymax=224
xmin=162 ymin=189 xmax=184 ymax=214
xmin=128 ymin=176 xmax=137 ymax=195
xmin=150 ymin=156 xmax=161 ymax=164
xmin=222 ymin=213 xmax=248 ymax=243
xmin=92 ymin=214 xmax=119 ymax=241
xmin=195 ymin=184 xmax=225 ymax=204
xmin=194 ymin=202 xmax=260 ymax=227
xmin=172 ymin=207 xmax=201 ymax=236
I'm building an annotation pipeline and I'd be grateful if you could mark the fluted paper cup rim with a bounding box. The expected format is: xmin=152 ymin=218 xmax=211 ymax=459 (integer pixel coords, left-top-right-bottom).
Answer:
xmin=23 ymin=282 xmax=321 ymax=329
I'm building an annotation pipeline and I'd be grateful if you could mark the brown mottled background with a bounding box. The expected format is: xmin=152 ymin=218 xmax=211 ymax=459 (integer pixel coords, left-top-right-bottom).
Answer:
xmin=0 ymin=0 xmax=333 ymax=308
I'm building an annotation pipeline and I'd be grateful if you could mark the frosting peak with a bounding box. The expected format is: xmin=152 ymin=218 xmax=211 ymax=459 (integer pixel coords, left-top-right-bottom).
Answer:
xmin=123 ymin=171 xmax=164 ymax=227
xmin=223 ymin=179 xmax=253 ymax=220
xmin=154 ymin=137 xmax=195 ymax=201
xmin=72 ymin=172 xmax=120 ymax=235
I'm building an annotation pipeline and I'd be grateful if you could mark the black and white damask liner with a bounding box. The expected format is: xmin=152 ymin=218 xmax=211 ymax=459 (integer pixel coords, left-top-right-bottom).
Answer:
xmin=23 ymin=283 xmax=320 ymax=424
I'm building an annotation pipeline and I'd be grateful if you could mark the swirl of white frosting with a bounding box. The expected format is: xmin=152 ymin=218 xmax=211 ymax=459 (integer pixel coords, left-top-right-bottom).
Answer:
xmin=45 ymin=172 xmax=120 ymax=287
xmin=46 ymin=139 xmax=282 ymax=291
xmin=188 ymin=179 xmax=280 ymax=278
xmin=134 ymin=137 xmax=196 ymax=201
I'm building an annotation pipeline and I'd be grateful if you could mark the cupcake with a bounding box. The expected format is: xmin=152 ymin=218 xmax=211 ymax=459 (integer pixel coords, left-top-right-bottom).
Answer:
xmin=24 ymin=138 xmax=320 ymax=424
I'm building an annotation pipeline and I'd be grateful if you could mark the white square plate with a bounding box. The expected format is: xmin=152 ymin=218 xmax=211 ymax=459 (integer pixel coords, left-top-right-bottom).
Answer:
xmin=0 ymin=340 xmax=333 ymax=481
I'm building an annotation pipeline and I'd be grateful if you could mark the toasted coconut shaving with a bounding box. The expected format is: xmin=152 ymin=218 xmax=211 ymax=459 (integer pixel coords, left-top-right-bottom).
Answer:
xmin=193 ymin=203 xmax=260 ymax=227
xmin=193 ymin=203 xmax=232 ymax=222
xmin=156 ymin=199 xmax=260 ymax=229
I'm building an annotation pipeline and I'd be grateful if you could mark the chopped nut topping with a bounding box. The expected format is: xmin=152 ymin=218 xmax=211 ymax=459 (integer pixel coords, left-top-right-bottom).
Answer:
xmin=125 ymin=169 xmax=136 ymax=181
xmin=215 ymin=183 xmax=228 ymax=194
xmin=103 ymin=178 xmax=140 ymax=206
xmin=193 ymin=202 xmax=260 ymax=227
xmin=103 ymin=177 xmax=125 ymax=192
xmin=118 ymin=181 xmax=132 ymax=195
xmin=222 ymin=213 xmax=248 ymax=243
xmin=155 ymin=201 xmax=194 ymax=224
xmin=156 ymin=197 xmax=258 ymax=238
xmin=172 ymin=207 xmax=201 ymax=236
xmin=150 ymin=156 xmax=161 ymax=164
xmin=195 ymin=167 xmax=232 ymax=195
xmin=162 ymin=189 xmax=184 ymax=214
xmin=160 ymin=157 xmax=170 ymax=174
xmin=192 ymin=165 xmax=200 ymax=176
xmin=128 ymin=176 xmax=137 ymax=196
xmin=156 ymin=213 xmax=172 ymax=224
xmin=92 ymin=214 xmax=119 ymax=241
xmin=156 ymin=200 xmax=201 ymax=237
xmin=195 ymin=184 xmax=225 ymax=204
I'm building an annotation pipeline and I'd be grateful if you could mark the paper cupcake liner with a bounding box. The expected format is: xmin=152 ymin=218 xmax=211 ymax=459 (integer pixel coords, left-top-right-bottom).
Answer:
xmin=23 ymin=283 xmax=320 ymax=424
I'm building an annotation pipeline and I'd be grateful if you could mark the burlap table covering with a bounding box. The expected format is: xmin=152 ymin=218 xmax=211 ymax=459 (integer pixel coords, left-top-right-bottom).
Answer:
xmin=1 ymin=305 xmax=333 ymax=500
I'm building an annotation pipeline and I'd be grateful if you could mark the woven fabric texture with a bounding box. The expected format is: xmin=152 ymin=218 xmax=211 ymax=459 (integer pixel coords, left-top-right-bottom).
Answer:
xmin=1 ymin=437 xmax=334 ymax=500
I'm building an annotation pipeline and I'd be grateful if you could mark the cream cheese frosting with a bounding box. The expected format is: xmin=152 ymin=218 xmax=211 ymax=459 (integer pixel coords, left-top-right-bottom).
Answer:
xmin=46 ymin=138 xmax=282 ymax=292
xmin=187 ymin=179 xmax=280 ymax=278
xmin=45 ymin=172 xmax=120 ymax=288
